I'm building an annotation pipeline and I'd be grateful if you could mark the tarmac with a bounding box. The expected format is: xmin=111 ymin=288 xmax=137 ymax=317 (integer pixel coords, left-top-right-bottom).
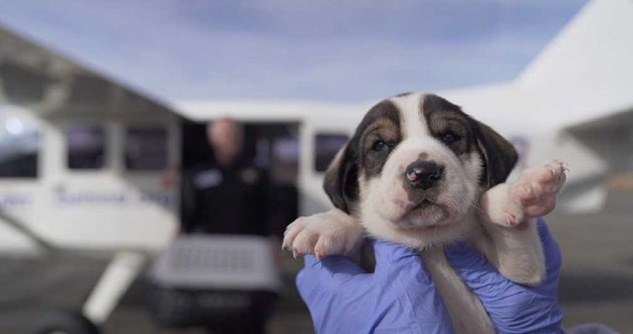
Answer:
xmin=1 ymin=194 xmax=632 ymax=333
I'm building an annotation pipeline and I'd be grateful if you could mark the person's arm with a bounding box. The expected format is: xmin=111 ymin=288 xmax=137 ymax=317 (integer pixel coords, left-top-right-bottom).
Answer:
xmin=445 ymin=218 xmax=564 ymax=334
xmin=256 ymin=169 xmax=273 ymax=237
xmin=179 ymin=169 xmax=197 ymax=234
xmin=296 ymin=240 xmax=454 ymax=334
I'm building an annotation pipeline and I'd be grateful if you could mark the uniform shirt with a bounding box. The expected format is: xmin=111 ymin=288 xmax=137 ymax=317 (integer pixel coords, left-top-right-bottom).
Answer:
xmin=181 ymin=161 xmax=271 ymax=236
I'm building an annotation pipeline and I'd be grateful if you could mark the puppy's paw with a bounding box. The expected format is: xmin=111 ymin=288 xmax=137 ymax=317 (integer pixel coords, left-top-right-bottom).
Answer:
xmin=502 ymin=160 xmax=568 ymax=228
xmin=282 ymin=209 xmax=364 ymax=260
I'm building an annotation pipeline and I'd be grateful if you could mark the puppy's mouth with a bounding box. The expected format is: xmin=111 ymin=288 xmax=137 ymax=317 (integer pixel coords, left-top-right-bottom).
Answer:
xmin=410 ymin=199 xmax=436 ymax=211
xmin=397 ymin=199 xmax=448 ymax=229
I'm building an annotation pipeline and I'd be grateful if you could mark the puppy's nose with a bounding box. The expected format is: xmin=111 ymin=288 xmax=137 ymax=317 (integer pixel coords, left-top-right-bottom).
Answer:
xmin=405 ymin=161 xmax=443 ymax=189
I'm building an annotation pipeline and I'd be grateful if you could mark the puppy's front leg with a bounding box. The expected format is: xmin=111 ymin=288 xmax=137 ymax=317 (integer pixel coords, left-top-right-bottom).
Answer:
xmin=476 ymin=160 xmax=567 ymax=286
xmin=282 ymin=208 xmax=364 ymax=259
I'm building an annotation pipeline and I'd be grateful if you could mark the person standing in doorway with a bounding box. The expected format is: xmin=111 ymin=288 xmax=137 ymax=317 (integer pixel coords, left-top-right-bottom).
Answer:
xmin=180 ymin=118 xmax=279 ymax=334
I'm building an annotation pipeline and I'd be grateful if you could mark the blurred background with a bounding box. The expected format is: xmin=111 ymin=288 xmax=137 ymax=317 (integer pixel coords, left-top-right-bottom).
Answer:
xmin=0 ymin=0 xmax=632 ymax=333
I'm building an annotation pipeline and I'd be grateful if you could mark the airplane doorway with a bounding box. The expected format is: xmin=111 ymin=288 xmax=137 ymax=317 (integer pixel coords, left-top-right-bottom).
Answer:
xmin=180 ymin=120 xmax=299 ymax=237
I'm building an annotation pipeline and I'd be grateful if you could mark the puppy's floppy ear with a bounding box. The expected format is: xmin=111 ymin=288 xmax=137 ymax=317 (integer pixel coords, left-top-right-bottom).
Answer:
xmin=323 ymin=143 xmax=359 ymax=214
xmin=474 ymin=121 xmax=518 ymax=189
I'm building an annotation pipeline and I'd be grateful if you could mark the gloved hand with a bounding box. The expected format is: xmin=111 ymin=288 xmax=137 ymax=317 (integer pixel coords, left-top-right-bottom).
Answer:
xmin=296 ymin=239 xmax=454 ymax=334
xmin=445 ymin=218 xmax=564 ymax=334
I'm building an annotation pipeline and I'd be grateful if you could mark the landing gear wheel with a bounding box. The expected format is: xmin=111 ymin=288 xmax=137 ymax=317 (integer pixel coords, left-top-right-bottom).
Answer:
xmin=28 ymin=310 xmax=99 ymax=334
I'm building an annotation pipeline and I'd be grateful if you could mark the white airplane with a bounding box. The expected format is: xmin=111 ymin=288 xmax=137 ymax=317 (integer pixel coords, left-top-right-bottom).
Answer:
xmin=179 ymin=0 xmax=633 ymax=217
xmin=0 ymin=0 xmax=631 ymax=331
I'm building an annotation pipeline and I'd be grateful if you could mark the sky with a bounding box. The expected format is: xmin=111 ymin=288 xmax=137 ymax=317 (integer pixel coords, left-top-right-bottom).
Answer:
xmin=0 ymin=0 xmax=588 ymax=103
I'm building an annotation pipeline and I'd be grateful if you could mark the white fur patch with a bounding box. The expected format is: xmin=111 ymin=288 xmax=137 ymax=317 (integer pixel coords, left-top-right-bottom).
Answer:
xmin=389 ymin=93 xmax=429 ymax=139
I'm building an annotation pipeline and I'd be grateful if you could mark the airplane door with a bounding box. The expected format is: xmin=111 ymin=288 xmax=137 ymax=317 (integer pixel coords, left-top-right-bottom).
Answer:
xmin=181 ymin=121 xmax=299 ymax=237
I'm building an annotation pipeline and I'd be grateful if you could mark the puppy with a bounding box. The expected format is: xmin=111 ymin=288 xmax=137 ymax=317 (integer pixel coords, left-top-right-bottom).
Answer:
xmin=283 ymin=93 xmax=567 ymax=334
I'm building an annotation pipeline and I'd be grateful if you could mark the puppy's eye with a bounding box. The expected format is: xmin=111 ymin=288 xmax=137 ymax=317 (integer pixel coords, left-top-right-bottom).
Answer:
xmin=372 ymin=140 xmax=390 ymax=152
xmin=440 ymin=132 xmax=460 ymax=145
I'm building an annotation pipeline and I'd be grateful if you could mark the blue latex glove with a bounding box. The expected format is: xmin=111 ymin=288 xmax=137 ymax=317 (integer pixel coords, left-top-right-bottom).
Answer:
xmin=296 ymin=239 xmax=454 ymax=334
xmin=445 ymin=218 xmax=564 ymax=334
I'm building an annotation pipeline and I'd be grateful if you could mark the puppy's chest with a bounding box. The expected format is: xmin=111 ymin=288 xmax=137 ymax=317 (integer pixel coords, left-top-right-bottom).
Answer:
xmin=421 ymin=247 xmax=494 ymax=334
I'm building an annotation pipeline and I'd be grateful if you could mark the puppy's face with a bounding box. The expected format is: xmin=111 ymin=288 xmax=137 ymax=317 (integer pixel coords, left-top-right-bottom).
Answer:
xmin=324 ymin=93 xmax=517 ymax=248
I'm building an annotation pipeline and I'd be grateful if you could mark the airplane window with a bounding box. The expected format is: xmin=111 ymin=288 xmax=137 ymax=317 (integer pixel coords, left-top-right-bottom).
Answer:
xmin=66 ymin=126 xmax=105 ymax=170
xmin=125 ymin=127 xmax=168 ymax=171
xmin=314 ymin=133 xmax=349 ymax=172
xmin=0 ymin=107 xmax=40 ymax=178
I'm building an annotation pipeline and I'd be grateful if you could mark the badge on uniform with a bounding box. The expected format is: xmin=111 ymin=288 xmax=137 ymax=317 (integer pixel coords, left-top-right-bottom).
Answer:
xmin=194 ymin=169 xmax=223 ymax=189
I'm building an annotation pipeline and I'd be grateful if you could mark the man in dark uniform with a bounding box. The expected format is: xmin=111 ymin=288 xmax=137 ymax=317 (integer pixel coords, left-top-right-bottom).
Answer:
xmin=180 ymin=118 xmax=279 ymax=334
xmin=181 ymin=118 xmax=270 ymax=236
